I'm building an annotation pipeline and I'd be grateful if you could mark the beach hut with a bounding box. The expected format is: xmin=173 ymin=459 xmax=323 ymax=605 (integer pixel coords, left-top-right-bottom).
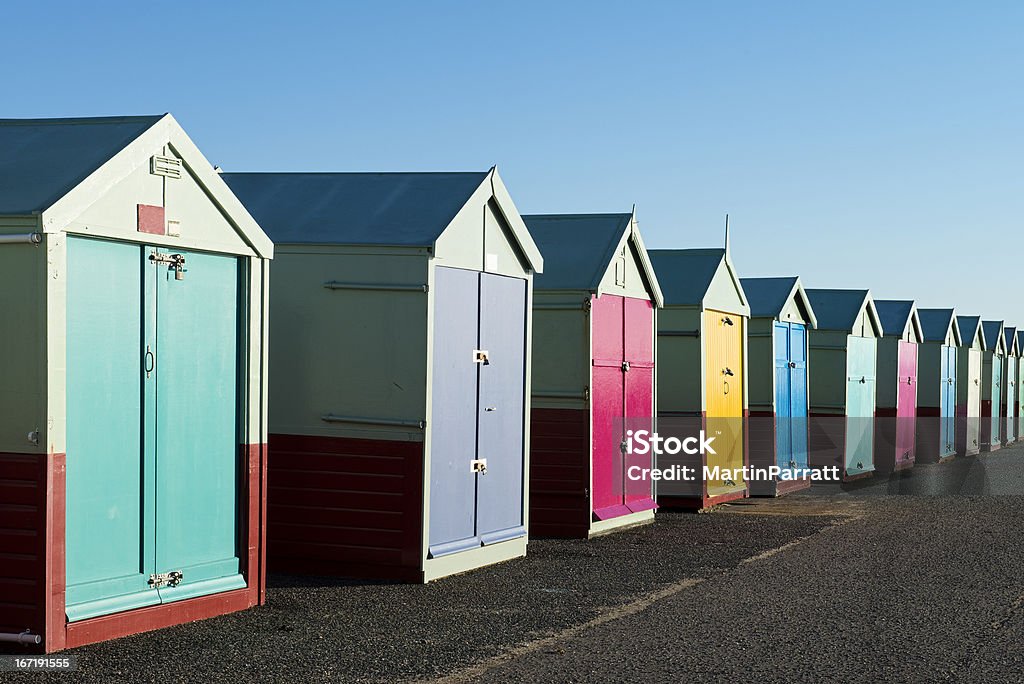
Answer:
xmin=223 ymin=169 xmax=543 ymax=582
xmin=523 ymin=212 xmax=663 ymax=538
xmin=980 ymin=320 xmax=1006 ymax=452
xmin=647 ymin=247 xmax=749 ymax=509
xmin=873 ymin=301 xmax=923 ymax=473
xmin=914 ymin=309 xmax=960 ymax=464
xmin=1002 ymin=327 xmax=1019 ymax=445
xmin=740 ymin=277 xmax=817 ymax=496
xmin=804 ymin=289 xmax=883 ymax=481
xmin=0 ymin=115 xmax=272 ymax=652
xmin=954 ymin=316 xmax=985 ymax=457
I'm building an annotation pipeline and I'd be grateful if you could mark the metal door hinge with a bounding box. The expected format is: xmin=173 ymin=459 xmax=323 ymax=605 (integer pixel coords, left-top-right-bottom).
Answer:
xmin=150 ymin=251 xmax=186 ymax=280
xmin=470 ymin=459 xmax=488 ymax=474
xmin=148 ymin=570 xmax=183 ymax=589
xmin=621 ymin=361 xmax=631 ymax=372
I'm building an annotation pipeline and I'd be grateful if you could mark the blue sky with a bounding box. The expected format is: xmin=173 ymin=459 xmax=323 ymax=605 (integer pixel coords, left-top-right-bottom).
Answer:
xmin=6 ymin=2 xmax=1022 ymax=323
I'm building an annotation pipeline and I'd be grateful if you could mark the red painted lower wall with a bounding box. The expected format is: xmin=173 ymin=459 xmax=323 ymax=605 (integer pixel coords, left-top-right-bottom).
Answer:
xmin=1 ymin=444 xmax=266 ymax=653
xmin=267 ymin=434 xmax=423 ymax=581
xmin=529 ymin=408 xmax=590 ymax=538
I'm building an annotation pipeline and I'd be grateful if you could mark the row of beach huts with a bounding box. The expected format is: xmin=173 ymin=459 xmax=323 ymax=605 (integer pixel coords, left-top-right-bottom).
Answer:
xmin=0 ymin=115 xmax=1018 ymax=652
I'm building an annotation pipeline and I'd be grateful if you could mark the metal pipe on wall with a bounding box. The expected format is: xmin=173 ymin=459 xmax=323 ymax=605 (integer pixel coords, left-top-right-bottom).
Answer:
xmin=0 ymin=233 xmax=42 ymax=245
xmin=0 ymin=631 xmax=42 ymax=645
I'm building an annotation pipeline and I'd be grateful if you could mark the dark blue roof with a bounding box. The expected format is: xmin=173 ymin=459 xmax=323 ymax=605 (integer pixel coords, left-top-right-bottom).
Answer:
xmin=0 ymin=115 xmax=162 ymax=215
xmin=957 ymin=316 xmax=982 ymax=347
xmin=982 ymin=320 xmax=1005 ymax=351
xmin=916 ymin=308 xmax=954 ymax=342
xmin=805 ymin=289 xmax=870 ymax=331
xmin=523 ymin=214 xmax=630 ymax=291
xmin=874 ymin=300 xmax=916 ymax=338
xmin=222 ymin=171 xmax=489 ymax=245
xmin=647 ymin=249 xmax=725 ymax=306
xmin=740 ymin=277 xmax=798 ymax=318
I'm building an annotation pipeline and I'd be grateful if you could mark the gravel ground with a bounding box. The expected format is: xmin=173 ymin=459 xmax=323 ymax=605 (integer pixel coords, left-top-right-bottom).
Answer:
xmin=6 ymin=448 xmax=1024 ymax=683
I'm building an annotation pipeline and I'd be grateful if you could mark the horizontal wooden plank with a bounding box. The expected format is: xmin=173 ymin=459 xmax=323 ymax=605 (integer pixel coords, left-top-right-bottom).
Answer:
xmin=268 ymin=503 xmax=404 ymax=531
xmin=268 ymin=486 xmax=401 ymax=512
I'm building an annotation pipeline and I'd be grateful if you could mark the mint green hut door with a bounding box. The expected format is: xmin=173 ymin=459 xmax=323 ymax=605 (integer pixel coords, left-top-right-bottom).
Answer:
xmin=66 ymin=238 xmax=244 ymax=621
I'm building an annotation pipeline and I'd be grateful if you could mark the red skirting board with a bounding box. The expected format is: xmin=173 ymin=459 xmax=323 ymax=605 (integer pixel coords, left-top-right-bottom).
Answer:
xmin=0 ymin=446 xmax=266 ymax=653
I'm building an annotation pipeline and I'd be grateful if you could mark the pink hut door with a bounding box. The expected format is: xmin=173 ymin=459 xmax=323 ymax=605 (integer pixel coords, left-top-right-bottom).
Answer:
xmin=591 ymin=295 xmax=628 ymax=520
xmin=896 ymin=341 xmax=918 ymax=465
xmin=623 ymin=298 xmax=657 ymax=513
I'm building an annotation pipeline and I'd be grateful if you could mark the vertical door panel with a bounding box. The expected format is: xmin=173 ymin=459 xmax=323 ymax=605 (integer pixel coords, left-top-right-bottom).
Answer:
xmin=789 ymin=324 xmax=809 ymax=471
xmin=154 ymin=249 xmax=244 ymax=602
xmin=774 ymin=324 xmax=793 ymax=470
xmin=941 ymin=346 xmax=956 ymax=456
xmin=591 ymin=295 xmax=627 ymax=519
xmin=704 ymin=310 xmax=744 ymax=492
xmin=992 ymin=359 xmax=1002 ymax=442
xmin=65 ymin=237 xmax=159 ymax=620
xmin=1006 ymin=357 xmax=1017 ymax=441
xmin=967 ymin=349 xmax=981 ymax=450
xmin=845 ymin=337 xmax=876 ymax=475
xmin=896 ymin=341 xmax=918 ymax=464
xmin=428 ymin=267 xmax=481 ymax=557
xmin=623 ymin=298 xmax=656 ymax=512
xmin=476 ymin=273 xmax=528 ymax=544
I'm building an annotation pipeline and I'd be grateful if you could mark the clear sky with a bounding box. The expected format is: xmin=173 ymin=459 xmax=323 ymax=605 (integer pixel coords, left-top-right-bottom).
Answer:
xmin=6 ymin=2 xmax=1022 ymax=324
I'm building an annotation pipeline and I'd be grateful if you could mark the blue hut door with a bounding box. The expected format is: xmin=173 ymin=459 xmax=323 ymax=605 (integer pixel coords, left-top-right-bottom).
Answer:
xmin=428 ymin=267 xmax=481 ymax=557
xmin=773 ymin=324 xmax=793 ymax=471
xmin=788 ymin=325 xmax=809 ymax=472
xmin=845 ymin=336 xmax=876 ymax=476
xmin=940 ymin=346 xmax=956 ymax=457
xmin=152 ymin=248 xmax=245 ymax=603
xmin=66 ymin=240 xmax=244 ymax=621
xmin=773 ymin=323 xmax=809 ymax=476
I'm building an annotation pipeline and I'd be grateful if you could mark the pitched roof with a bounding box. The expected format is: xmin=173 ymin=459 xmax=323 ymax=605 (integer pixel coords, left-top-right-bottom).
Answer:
xmin=874 ymin=300 xmax=918 ymax=338
xmin=982 ymin=320 xmax=1006 ymax=353
xmin=523 ymin=213 xmax=629 ymax=290
xmin=804 ymin=289 xmax=878 ymax=333
xmin=222 ymin=171 xmax=489 ymax=246
xmin=739 ymin=276 xmax=818 ymax=328
xmin=647 ymin=248 xmax=746 ymax=308
xmin=1017 ymin=330 xmax=1024 ymax=355
xmin=956 ymin=315 xmax=985 ymax=350
xmin=523 ymin=213 xmax=661 ymax=304
xmin=916 ymin=308 xmax=959 ymax=344
xmin=0 ymin=115 xmax=163 ymax=215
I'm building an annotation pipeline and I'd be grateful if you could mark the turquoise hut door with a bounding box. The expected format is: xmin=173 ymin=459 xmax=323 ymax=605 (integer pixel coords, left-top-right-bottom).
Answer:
xmin=992 ymin=360 xmax=1002 ymax=443
xmin=1006 ymin=357 xmax=1017 ymax=442
xmin=152 ymin=248 xmax=245 ymax=603
xmin=66 ymin=239 xmax=243 ymax=621
xmin=788 ymin=325 xmax=809 ymax=472
xmin=845 ymin=337 xmax=876 ymax=476
xmin=66 ymin=238 xmax=160 ymax=621
xmin=940 ymin=346 xmax=957 ymax=457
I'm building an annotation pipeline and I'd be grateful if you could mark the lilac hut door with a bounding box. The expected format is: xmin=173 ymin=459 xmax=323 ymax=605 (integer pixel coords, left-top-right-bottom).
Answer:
xmin=896 ymin=340 xmax=918 ymax=466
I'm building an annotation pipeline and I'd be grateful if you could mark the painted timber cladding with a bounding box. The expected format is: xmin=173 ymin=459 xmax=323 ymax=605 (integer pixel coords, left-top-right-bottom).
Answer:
xmin=804 ymin=289 xmax=882 ymax=481
xmin=0 ymin=115 xmax=272 ymax=652
xmin=980 ymin=320 xmax=1006 ymax=452
xmin=1017 ymin=331 xmax=1024 ymax=443
xmin=648 ymin=248 xmax=750 ymax=509
xmin=523 ymin=213 xmax=662 ymax=538
xmin=872 ymin=301 xmax=922 ymax=473
xmin=955 ymin=316 xmax=985 ymax=456
xmin=224 ymin=169 xmax=542 ymax=582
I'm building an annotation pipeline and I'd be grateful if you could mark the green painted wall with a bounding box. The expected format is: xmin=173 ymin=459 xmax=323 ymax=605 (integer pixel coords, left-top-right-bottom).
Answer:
xmin=808 ymin=330 xmax=849 ymax=413
xmin=0 ymin=236 xmax=46 ymax=453
xmin=268 ymin=249 xmax=430 ymax=441
xmin=747 ymin=318 xmax=775 ymax=411
xmin=655 ymin=307 xmax=702 ymax=414
xmin=530 ymin=292 xmax=590 ymax=410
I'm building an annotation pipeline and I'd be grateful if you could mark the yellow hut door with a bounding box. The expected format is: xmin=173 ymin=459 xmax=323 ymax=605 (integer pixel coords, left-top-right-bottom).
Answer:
xmin=704 ymin=310 xmax=744 ymax=494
